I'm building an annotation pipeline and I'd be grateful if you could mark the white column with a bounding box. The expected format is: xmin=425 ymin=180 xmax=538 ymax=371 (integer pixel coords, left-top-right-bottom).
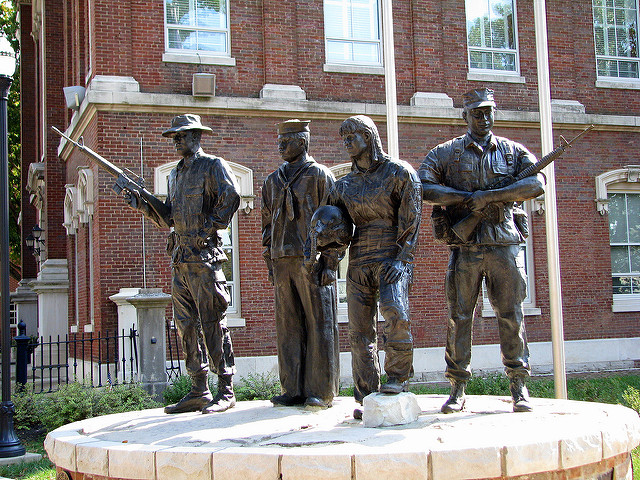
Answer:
xmin=533 ymin=0 xmax=567 ymax=399
xmin=381 ymin=0 xmax=399 ymax=159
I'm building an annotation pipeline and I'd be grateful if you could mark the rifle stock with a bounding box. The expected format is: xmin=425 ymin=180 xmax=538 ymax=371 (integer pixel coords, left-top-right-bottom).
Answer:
xmin=52 ymin=126 xmax=170 ymax=223
xmin=449 ymin=125 xmax=594 ymax=243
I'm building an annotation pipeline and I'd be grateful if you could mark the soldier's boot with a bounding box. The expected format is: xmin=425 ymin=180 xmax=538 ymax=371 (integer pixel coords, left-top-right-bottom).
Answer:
xmin=202 ymin=374 xmax=236 ymax=413
xmin=380 ymin=377 xmax=408 ymax=394
xmin=441 ymin=381 xmax=466 ymax=414
xmin=510 ymin=377 xmax=533 ymax=413
xmin=164 ymin=372 xmax=213 ymax=414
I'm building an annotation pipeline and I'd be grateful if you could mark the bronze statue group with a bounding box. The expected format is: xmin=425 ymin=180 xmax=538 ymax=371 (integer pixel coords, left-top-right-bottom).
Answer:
xmin=127 ymin=88 xmax=543 ymax=418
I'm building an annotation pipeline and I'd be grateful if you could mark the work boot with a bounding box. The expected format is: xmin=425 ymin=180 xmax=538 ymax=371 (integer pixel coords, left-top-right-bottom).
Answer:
xmin=510 ymin=377 xmax=533 ymax=413
xmin=270 ymin=394 xmax=305 ymax=406
xmin=304 ymin=396 xmax=332 ymax=409
xmin=164 ymin=372 xmax=213 ymax=414
xmin=380 ymin=377 xmax=407 ymax=394
xmin=202 ymin=374 xmax=236 ymax=413
xmin=441 ymin=382 xmax=466 ymax=414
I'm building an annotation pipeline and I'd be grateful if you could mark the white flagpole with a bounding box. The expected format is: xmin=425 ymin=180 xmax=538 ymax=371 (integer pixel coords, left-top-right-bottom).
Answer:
xmin=533 ymin=0 xmax=568 ymax=399
xmin=381 ymin=0 xmax=399 ymax=159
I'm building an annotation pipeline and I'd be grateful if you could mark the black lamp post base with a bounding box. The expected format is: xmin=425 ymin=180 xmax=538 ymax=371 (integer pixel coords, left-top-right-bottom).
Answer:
xmin=0 ymin=402 xmax=25 ymax=458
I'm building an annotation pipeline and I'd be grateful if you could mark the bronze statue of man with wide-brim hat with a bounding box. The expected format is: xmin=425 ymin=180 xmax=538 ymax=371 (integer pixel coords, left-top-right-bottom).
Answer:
xmin=127 ymin=113 xmax=240 ymax=414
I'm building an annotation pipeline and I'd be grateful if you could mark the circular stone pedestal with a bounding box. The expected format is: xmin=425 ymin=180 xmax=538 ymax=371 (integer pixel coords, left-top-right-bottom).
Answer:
xmin=45 ymin=395 xmax=640 ymax=480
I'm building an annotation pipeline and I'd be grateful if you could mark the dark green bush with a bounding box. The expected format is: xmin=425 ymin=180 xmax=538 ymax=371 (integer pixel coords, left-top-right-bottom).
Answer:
xmin=235 ymin=372 xmax=280 ymax=401
xmin=622 ymin=386 xmax=640 ymax=414
xmin=13 ymin=382 xmax=160 ymax=432
xmin=162 ymin=375 xmax=192 ymax=405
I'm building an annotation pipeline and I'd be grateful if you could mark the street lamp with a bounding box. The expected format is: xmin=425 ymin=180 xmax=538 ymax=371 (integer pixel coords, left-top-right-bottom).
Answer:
xmin=0 ymin=33 xmax=25 ymax=458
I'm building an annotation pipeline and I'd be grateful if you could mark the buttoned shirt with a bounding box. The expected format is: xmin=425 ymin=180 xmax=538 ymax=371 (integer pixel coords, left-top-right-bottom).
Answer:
xmin=328 ymin=156 xmax=422 ymax=266
xmin=146 ymin=149 xmax=240 ymax=264
xmin=419 ymin=132 xmax=536 ymax=245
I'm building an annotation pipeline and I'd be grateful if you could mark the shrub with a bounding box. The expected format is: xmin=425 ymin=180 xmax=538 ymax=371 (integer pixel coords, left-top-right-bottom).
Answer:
xmin=12 ymin=382 xmax=160 ymax=432
xmin=235 ymin=372 xmax=280 ymax=401
xmin=622 ymin=386 xmax=640 ymax=415
xmin=162 ymin=375 xmax=192 ymax=405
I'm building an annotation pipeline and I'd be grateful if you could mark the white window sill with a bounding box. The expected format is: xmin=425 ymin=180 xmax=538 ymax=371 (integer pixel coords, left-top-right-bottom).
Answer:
xmin=596 ymin=78 xmax=640 ymax=90
xmin=162 ymin=52 xmax=236 ymax=66
xmin=227 ymin=316 xmax=246 ymax=327
xmin=612 ymin=295 xmax=640 ymax=312
xmin=482 ymin=306 xmax=542 ymax=317
xmin=467 ymin=71 xmax=525 ymax=84
xmin=323 ymin=63 xmax=384 ymax=75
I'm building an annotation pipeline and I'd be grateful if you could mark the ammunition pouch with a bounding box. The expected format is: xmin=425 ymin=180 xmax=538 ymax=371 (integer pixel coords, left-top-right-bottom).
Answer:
xmin=431 ymin=206 xmax=461 ymax=245
xmin=513 ymin=206 xmax=529 ymax=239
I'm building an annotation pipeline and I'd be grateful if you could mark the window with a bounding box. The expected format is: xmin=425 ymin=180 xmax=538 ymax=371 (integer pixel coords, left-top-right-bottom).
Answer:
xmin=596 ymin=165 xmax=640 ymax=311
xmin=466 ymin=0 xmax=519 ymax=73
xmin=219 ymin=217 xmax=239 ymax=315
xmin=165 ymin=0 xmax=230 ymax=56
xmin=593 ymin=0 xmax=639 ymax=79
xmin=324 ymin=0 xmax=382 ymax=66
xmin=608 ymin=192 xmax=640 ymax=295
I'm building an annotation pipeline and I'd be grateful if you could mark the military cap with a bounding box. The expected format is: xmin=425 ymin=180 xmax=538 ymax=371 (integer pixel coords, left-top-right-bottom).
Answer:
xmin=462 ymin=88 xmax=496 ymax=110
xmin=162 ymin=114 xmax=213 ymax=137
xmin=277 ymin=119 xmax=311 ymax=135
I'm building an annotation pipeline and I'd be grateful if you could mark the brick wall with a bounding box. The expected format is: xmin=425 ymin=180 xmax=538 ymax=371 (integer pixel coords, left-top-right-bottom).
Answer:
xmin=28 ymin=0 xmax=640 ymax=361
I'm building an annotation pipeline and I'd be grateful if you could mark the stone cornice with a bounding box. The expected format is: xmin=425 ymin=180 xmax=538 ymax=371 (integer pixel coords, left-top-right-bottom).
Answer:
xmin=56 ymin=80 xmax=640 ymax=161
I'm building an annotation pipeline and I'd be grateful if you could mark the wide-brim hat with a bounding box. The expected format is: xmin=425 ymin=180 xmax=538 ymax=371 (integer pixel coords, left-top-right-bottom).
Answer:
xmin=162 ymin=114 xmax=213 ymax=137
xmin=277 ymin=119 xmax=311 ymax=135
xmin=463 ymin=88 xmax=496 ymax=110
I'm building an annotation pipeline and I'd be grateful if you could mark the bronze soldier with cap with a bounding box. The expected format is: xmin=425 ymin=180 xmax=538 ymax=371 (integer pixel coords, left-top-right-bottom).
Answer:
xmin=418 ymin=89 xmax=544 ymax=413
xmin=126 ymin=114 xmax=240 ymax=414
xmin=262 ymin=119 xmax=340 ymax=409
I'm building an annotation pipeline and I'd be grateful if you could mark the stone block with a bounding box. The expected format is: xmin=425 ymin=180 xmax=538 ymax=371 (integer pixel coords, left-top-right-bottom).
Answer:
xmin=560 ymin=432 xmax=602 ymax=469
xmin=410 ymin=92 xmax=454 ymax=108
xmin=107 ymin=443 xmax=170 ymax=480
xmin=76 ymin=441 xmax=114 ymax=476
xmin=50 ymin=434 xmax=98 ymax=471
xmin=431 ymin=446 xmax=501 ymax=480
xmin=213 ymin=448 xmax=279 ymax=480
xmin=281 ymin=452 xmax=351 ymax=480
xmin=156 ymin=446 xmax=216 ymax=480
xmin=362 ymin=392 xmax=421 ymax=427
xmin=504 ymin=439 xmax=560 ymax=477
xmin=354 ymin=451 xmax=428 ymax=479
xmin=259 ymin=84 xmax=306 ymax=101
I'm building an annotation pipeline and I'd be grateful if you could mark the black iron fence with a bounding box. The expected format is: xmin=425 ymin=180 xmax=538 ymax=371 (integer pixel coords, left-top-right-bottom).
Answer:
xmin=12 ymin=319 xmax=185 ymax=394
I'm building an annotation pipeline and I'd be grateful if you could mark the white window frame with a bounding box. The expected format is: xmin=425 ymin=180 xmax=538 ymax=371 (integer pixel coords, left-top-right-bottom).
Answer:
xmin=323 ymin=0 xmax=383 ymax=72
xmin=155 ymin=159 xmax=254 ymax=326
xmin=481 ymin=200 xmax=541 ymax=317
xmin=596 ymin=165 xmax=640 ymax=312
xmin=592 ymin=0 xmax=640 ymax=82
xmin=465 ymin=0 xmax=521 ymax=79
xmin=162 ymin=0 xmax=236 ymax=66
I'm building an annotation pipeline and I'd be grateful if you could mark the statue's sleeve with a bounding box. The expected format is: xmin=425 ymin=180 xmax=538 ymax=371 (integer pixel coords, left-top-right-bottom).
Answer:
xmin=395 ymin=166 xmax=423 ymax=264
xmin=205 ymin=159 xmax=240 ymax=233
xmin=261 ymin=178 xmax=273 ymax=260
xmin=139 ymin=176 xmax=172 ymax=229
xmin=418 ymin=147 xmax=444 ymax=186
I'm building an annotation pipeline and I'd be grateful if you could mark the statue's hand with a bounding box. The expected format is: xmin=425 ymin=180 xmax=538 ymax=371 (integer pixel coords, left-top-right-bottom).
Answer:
xmin=463 ymin=191 xmax=492 ymax=212
xmin=267 ymin=269 xmax=274 ymax=286
xmin=382 ymin=260 xmax=405 ymax=284
xmin=124 ymin=190 xmax=141 ymax=209
xmin=319 ymin=268 xmax=336 ymax=286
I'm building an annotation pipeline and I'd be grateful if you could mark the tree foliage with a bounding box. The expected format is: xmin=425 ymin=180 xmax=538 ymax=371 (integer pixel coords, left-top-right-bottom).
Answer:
xmin=1 ymin=0 xmax=21 ymax=267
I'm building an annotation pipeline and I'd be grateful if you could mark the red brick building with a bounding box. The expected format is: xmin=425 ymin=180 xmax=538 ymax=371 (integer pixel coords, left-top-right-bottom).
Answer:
xmin=15 ymin=0 xmax=640 ymax=382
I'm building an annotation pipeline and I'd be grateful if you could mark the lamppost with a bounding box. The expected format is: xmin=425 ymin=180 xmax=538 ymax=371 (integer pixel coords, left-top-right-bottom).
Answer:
xmin=0 ymin=34 xmax=25 ymax=457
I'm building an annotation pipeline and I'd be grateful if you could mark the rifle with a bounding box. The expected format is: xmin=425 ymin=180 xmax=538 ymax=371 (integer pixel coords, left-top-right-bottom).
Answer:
xmin=450 ymin=124 xmax=594 ymax=242
xmin=52 ymin=126 xmax=171 ymax=223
